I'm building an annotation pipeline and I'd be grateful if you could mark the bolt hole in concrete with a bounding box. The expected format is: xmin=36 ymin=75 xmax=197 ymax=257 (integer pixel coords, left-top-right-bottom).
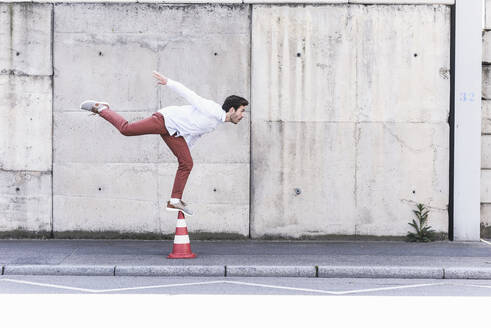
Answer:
xmin=412 ymin=190 xmax=416 ymax=194
xmin=98 ymin=187 xmax=102 ymax=191
xmin=214 ymin=52 xmax=218 ymax=56
xmin=99 ymin=51 xmax=103 ymax=56
xmin=213 ymin=188 xmax=216 ymax=192
xmin=414 ymin=53 xmax=418 ymax=57
xmin=297 ymin=53 xmax=301 ymax=57
xmin=16 ymin=52 xmax=20 ymax=56
xmin=15 ymin=187 xmax=20 ymax=192
xmin=294 ymin=188 xmax=301 ymax=196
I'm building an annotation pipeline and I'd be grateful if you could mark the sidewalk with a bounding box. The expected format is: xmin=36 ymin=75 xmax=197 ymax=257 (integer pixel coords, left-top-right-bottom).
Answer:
xmin=0 ymin=240 xmax=490 ymax=279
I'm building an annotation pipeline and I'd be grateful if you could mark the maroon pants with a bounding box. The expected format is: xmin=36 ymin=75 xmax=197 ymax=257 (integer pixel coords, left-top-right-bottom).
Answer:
xmin=99 ymin=108 xmax=192 ymax=199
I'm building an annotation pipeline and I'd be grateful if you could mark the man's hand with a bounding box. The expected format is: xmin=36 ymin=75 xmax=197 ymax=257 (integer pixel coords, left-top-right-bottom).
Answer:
xmin=152 ymin=71 xmax=168 ymax=85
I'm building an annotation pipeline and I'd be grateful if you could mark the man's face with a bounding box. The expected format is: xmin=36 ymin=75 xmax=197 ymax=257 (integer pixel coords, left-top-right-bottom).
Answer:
xmin=230 ymin=105 xmax=247 ymax=124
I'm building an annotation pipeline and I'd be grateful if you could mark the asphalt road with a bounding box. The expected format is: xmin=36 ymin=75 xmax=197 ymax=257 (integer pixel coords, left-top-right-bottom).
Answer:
xmin=1 ymin=275 xmax=491 ymax=296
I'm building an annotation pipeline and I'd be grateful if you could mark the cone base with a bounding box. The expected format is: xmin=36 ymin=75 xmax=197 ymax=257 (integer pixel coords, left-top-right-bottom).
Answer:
xmin=167 ymin=252 xmax=196 ymax=259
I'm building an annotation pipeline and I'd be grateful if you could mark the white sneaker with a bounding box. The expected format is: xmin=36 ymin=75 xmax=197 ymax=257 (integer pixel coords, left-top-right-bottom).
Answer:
xmin=166 ymin=200 xmax=193 ymax=216
xmin=80 ymin=100 xmax=109 ymax=114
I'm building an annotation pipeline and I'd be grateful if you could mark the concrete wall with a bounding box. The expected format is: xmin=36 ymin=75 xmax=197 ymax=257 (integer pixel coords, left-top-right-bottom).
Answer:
xmin=0 ymin=3 xmax=52 ymax=233
xmin=482 ymin=0 xmax=491 ymax=238
xmin=1 ymin=1 xmax=452 ymax=239
xmin=52 ymin=3 xmax=250 ymax=237
xmin=251 ymin=4 xmax=450 ymax=238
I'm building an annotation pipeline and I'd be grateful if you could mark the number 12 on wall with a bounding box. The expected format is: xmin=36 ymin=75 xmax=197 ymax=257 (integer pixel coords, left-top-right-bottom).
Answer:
xmin=458 ymin=92 xmax=476 ymax=103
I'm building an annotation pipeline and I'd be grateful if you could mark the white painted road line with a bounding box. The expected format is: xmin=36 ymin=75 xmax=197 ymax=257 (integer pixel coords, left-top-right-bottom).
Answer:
xmin=330 ymin=282 xmax=447 ymax=295
xmin=1 ymin=278 xmax=489 ymax=295
xmin=224 ymin=280 xmax=337 ymax=294
xmin=225 ymin=280 xmax=447 ymax=295
xmin=0 ymin=278 xmax=98 ymax=293
xmin=0 ymin=278 xmax=227 ymax=293
xmin=96 ymin=280 xmax=226 ymax=293
xmin=458 ymin=284 xmax=491 ymax=289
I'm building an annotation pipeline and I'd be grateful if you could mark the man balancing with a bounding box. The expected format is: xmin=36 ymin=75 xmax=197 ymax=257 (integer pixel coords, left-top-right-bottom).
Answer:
xmin=80 ymin=71 xmax=248 ymax=217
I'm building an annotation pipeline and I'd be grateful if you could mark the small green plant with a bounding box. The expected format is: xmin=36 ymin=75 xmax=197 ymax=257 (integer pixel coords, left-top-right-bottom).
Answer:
xmin=406 ymin=203 xmax=436 ymax=242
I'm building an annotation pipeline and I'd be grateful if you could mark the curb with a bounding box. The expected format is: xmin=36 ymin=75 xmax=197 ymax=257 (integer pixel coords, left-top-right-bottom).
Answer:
xmin=227 ymin=265 xmax=316 ymax=277
xmin=318 ymin=266 xmax=444 ymax=279
xmin=3 ymin=265 xmax=115 ymax=276
xmin=1 ymin=265 xmax=491 ymax=279
xmin=115 ymin=265 xmax=224 ymax=277
xmin=444 ymin=267 xmax=491 ymax=279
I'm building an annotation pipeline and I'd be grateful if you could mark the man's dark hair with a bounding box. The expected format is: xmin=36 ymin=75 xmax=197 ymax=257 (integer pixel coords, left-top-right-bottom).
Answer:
xmin=222 ymin=95 xmax=249 ymax=112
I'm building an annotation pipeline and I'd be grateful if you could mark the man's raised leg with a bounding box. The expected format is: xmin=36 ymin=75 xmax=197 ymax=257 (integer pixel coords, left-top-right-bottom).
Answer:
xmin=80 ymin=100 xmax=167 ymax=136
xmin=99 ymin=108 xmax=166 ymax=136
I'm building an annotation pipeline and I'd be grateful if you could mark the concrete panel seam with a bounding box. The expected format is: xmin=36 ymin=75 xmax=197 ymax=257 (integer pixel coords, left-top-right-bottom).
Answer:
xmin=0 ymin=71 xmax=52 ymax=78
xmin=51 ymin=194 xmax=160 ymax=202
xmin=248 ymin=0 xmax=252 ymax=239
xmin=259 ymin=120 xmax=448 ymax=124
xmin=243 ymin=1 xmax=454 ymax=4
xmin=55 ymin=109 xmax=164 ymax=113
xmin=347 ymin=0 xmax=454 ymax=3
xmin=54 ymin=160 xmax=249 ymax=165
xmin=244 ymin=1 xmax=348 ymax=4
xmin=0 ymin=0 xmax=456 ymax=3
xmin=0 ymin=169 xmax=52 ymax=174
xmin=224 ymin=265 xmax=227 ymax=277
xmin=442 ymin=267 xmax=446 ymax=279
xmin=51 ymin=2 xmax=55 ymax=239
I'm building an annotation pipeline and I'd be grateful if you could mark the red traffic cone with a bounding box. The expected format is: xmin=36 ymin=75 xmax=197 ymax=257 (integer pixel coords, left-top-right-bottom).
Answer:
xmin=168 ymin=211 xmax=196 ymax=259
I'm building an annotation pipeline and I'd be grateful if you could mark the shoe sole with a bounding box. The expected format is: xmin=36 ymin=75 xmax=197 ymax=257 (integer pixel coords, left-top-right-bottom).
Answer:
xmin=166 ymin=206 xmax=193 ymax=217
xmin=79 ymin=100 xmax=109 ymax=111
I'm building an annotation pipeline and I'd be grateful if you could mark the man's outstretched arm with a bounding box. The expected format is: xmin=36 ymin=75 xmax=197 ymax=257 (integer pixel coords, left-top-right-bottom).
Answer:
xmin=152 ymin=71 xmax=209 ymax=109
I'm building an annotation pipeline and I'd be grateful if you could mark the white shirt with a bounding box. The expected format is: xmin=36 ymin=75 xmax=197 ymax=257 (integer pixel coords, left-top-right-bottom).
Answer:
xmin=158 ymin=79 xmax=226 ymax=148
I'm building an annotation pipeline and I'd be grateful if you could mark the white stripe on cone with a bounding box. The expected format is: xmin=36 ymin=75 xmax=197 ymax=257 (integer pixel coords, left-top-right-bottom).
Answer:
xmin=176 ymin=220 xmax=187 ymax=228
xmin=173 ymin=235 xmax=190 ymax=244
